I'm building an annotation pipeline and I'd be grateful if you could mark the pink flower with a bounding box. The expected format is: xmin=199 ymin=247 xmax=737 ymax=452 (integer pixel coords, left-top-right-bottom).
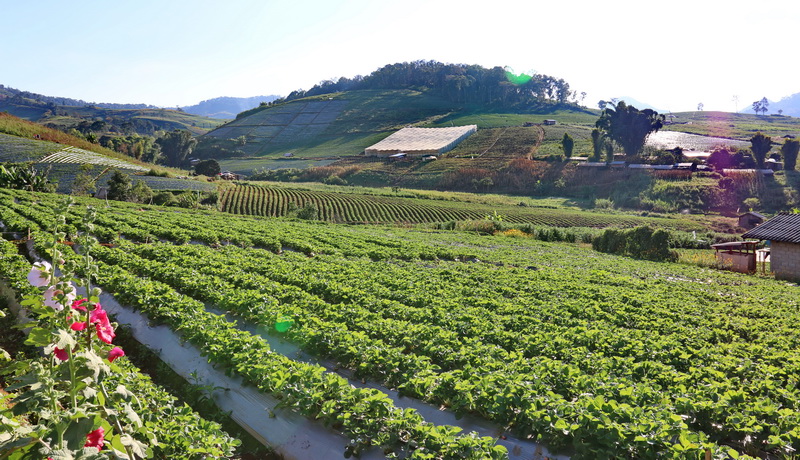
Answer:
xmin=54 ymin=347 xmax=69 ymax=361
xmin=71 ymin=298 xmax=88 ymax=312
xmin=84 ymin=427 xmax=105 ymax=450
xmin=27 ymin=261 xmax=51 ymax=287
xmin=90 ymin=305 xmax=115 ymax=344
xmin=43 ymin=284 xmax=76 ymax=311
xmin=70 ymin=321 xmax=87 ymax=331
xmin=108 ymin=347 xmax=125 ymax=362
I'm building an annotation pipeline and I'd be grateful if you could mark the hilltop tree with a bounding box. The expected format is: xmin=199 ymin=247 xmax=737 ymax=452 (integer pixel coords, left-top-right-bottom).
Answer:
xmin=595 ymin=101 xmax=665 ymax=157
xmin=697 ymin=102 xmax=704 ymax=111
xmin=749 ymin=132 xmax=772 ymax=168
xmin=156 ymin=129 xmax=197 ymax=167
xmin=782 ymin=138 xmax=799 ymax=171
xmin=561 ymin=132 xmax=574 ymax=159
xmin=752 ymin=97 xmax=769 ymax=116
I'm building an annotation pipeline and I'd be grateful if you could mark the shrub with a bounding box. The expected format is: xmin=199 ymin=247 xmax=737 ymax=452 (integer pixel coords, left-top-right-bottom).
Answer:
xmin=593 ymin=225 xmax=677 ymax=261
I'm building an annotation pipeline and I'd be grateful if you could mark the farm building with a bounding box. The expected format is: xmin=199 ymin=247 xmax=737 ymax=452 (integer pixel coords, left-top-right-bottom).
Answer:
xmin=738 ymin=211 xmax=766 ymax=230
xmin=711 ymin=241 xmax=759 ymax=274
xmin=364 ymin=125 xmax=477 ymax=157
xmin=742 ymin=213 xmax=800 ymax=282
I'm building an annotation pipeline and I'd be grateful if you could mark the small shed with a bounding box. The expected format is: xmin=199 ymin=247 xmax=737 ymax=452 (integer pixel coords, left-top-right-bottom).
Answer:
xmin=738 ymin=211 xmax=766 ymax=230
xmin=742 ymin=213 xmax=800 ymax=282
xmin=94 ymin=186 xmax=108 ymax=200
xmin=543 ymin=120 xmax=557 ymax=126
xmin=711 ymin=241 xmax=759 ymax=273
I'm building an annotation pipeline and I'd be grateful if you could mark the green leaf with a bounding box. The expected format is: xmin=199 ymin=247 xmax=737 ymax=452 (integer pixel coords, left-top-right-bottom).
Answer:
xmin=121 ymin=433 xmax=148 ymax=458
xmin=24 ymin=327 xmax=52 ymax=346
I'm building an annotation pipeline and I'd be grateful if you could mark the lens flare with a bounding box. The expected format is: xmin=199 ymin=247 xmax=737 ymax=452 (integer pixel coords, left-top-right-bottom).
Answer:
xmin=504 ymin=67 xmax=533 ymax=86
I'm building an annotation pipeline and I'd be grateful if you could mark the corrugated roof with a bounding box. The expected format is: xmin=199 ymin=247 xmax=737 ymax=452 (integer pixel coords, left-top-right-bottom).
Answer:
xmin=742 ymin=213 xmax=800 ymax=243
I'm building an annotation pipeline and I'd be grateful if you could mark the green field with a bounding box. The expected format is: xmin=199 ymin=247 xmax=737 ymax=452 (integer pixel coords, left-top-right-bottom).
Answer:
xmin=220 ymin=182 xmax=736 ymax=232
xmin=1 ymin=187 xmax=798 ymax=458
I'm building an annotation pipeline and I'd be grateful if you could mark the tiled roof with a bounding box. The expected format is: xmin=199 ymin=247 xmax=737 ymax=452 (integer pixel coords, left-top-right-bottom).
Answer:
xmin=742 ymin=213 xmax=800 ymax=243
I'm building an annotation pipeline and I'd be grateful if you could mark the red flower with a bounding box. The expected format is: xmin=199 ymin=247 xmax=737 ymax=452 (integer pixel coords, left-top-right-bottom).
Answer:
xmin=70 ymin=321 xmax=87 ymax=331
xmin=108 ymin=347 xmax=125 ymax=362
xmin=84 ymin=427 xmax=105 ymax=450
xmin=71 ymin=298 xmax=88 ymax=312
xmin=54 ymin=347 xmax=69 ymax=361
xmin=90 ymin=305 xmax=115 ymax=344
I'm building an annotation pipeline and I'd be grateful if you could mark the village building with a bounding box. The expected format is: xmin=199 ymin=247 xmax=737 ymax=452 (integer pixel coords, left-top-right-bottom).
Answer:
xmin=742 ymin=213 xmax=800 ymax=282
xmin=738 ymin=211 xmax=766 ymax=230
xmin=364 ymin=125 xmax=477 ymax=158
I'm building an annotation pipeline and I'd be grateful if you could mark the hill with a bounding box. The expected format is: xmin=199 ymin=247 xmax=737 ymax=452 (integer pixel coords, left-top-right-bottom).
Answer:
xmin=0 ymin=113 xmax=214 ymax=193
xmin=199 ymin=88 xmax=596 ymax=174
xmin=0 ymin=85 xmax=222 ymax=136
xmin=182 ymin=95 xmax=281 ymax=119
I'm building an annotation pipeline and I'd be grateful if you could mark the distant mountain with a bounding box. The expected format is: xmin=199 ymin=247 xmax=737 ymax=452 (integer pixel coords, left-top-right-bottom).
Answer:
xmin=613 ymin=96 xmax=664 ymax=113
xmin=182 ymin=96 xmax=280 ymax=119
xmin=741 ymin=93 xmax=800 ymax=117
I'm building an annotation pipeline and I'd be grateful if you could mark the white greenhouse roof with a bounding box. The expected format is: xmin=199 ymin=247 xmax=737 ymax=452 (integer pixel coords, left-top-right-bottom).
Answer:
xmin=365 ymin=125 xmax=477 ymax=155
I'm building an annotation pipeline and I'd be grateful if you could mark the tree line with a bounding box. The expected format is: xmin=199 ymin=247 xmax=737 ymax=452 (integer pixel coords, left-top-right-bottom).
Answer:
xmin=277 ymin=60 xmax=576 ymax=108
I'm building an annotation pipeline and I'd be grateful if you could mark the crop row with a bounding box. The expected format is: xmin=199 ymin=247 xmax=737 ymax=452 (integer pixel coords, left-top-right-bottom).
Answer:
xmin=103 ymin=239 xmax=800 ymax=458
xmin=0 ymin=235 xmax=240 ymax=458
xmin=18 ymin=228 xmax=506 ymax=458
xmin=4 ymin=188 xmax=800 ymax=458
xmin=218 ymin=184 xmax=690 ymax=228
xmin=39 ymin=146 xmax=148 ymax=171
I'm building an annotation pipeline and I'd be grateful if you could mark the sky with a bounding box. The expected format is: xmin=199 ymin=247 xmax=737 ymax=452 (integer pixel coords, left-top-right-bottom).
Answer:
xmin=3 ymin=0 xmax=799 ymax=113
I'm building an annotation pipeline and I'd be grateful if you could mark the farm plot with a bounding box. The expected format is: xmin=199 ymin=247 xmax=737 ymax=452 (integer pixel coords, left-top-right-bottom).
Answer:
xmin=219 ymin=183 xmax=705 ymax=230
xmin=0 ymin=132 xmax=64 ymax=162
xmin=2 ymin=187 xmax=799 ymax=459
xmin=39 ymin=146 xmax=149 ymax=171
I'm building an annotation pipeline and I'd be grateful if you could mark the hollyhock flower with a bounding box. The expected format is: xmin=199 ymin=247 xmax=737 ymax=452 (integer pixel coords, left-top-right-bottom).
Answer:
xmin=70 ymin=321 xmax=87 ymax=331
xmin=84 ymin=427 xmax=105 ymax=450
xmin=71 ymin=298 xmax=88 ymax=312
xmin=108 ymin=347 xmax=125 ymax=362
xmin=90 ymin=305 xmax=115 ymax=344
xmin=27 ymin=261 xmax=52 ymax=287
xmin=43 ymin=284 xmax=76 ymax=311
xmin=53 ymin=347 xmax=69 ymax=361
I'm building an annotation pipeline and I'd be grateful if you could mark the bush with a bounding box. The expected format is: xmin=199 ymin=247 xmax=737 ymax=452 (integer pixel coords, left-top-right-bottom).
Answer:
xmin=153 ymin=191 xmax=179 ymax=206
xmin=593 ymin=225 xmax=677 ymax=261
xmin=195 ymin=159 xmax=221 ymax=177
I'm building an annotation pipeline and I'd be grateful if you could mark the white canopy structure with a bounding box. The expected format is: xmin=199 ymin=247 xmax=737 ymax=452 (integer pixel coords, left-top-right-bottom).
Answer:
xmin=365 ymin=125 xmax=477 ymax=157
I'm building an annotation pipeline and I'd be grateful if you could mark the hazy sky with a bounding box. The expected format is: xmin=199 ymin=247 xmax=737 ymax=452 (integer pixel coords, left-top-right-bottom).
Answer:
xmin=3 ymin=0 xmax=798 ymax=112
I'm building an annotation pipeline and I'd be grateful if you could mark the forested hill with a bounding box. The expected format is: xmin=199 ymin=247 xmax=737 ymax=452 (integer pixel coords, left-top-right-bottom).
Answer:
xmin=275 ymin=60 xmax=577 ymax=109
xmin=0 ymin=84 xmax=156 ymax=110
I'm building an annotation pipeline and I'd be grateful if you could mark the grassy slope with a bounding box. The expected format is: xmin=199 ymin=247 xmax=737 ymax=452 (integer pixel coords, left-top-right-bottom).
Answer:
xmin=202 ymin=90 xmax=594 ymax=169
xmin=0 ymin=98 xmax=222 ymax=135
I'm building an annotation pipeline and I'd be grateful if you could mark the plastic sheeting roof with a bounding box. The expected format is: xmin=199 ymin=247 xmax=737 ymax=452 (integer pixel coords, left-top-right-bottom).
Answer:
xmin=365 ymin=125 xmax=477 ymax=153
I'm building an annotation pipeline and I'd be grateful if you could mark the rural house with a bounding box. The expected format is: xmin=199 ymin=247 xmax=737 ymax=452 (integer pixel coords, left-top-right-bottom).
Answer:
xmin=738 ymin=211 xmax=766 ymax=230
xmin=742 ymin=213 xmax=800 ymax=282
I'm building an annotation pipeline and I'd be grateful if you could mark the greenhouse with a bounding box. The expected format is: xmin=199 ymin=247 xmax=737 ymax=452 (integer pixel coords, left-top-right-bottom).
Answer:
xmin=364 ymin=125 xmax=477 ymax=157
